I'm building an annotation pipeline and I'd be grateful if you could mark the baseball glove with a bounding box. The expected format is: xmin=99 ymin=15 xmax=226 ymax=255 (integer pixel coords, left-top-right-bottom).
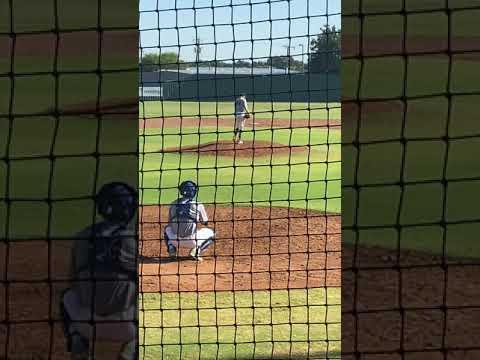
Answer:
xmin=244 ymin=113 xmax=251 ymax=119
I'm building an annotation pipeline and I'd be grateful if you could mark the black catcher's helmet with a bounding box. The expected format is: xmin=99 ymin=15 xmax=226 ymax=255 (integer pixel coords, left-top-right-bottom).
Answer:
xmin=179 ymin=180 xmax=198 ymax=200
xmin=96 ymin=182 xmax=137 ymax=224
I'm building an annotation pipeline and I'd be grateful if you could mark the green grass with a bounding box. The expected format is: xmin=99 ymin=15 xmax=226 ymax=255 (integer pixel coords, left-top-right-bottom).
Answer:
xmin=139 ymin=288 xmax=341 ymax=360
xmin=139 ymin=105 xmax=341 ymax=358
xmin=342 ymin=108 xmax=480 ymax=259
xmin=343 ymin=224 xmax=480 ymax=260
xmin=140 ymin=126 xmax=340 ymax=151
xmin=139 ymin=127 xmax=341 ymax=213
xmin=0 ymin=118 xmax=137 ymax=239
xmin=140 ymin=101 xmax=341 ymax=120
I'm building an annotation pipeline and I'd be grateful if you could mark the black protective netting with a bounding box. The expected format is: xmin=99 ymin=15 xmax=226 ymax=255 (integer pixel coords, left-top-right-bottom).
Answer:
xmin=343 ymin=0 xmax=480 ymax=358
xmin=2 ymin=1 xmax=138 ymax=359
xmin=139 ymin=0 xmax=341 ymax=358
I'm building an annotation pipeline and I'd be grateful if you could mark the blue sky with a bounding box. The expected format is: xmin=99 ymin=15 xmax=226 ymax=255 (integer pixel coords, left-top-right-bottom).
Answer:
xmin=139 ymin=0 xmax=341 ymax=63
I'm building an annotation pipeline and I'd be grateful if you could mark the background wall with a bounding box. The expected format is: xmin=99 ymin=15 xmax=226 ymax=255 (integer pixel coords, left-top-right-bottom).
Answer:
xmin=140 ymin=71 xmax=341 ymax=102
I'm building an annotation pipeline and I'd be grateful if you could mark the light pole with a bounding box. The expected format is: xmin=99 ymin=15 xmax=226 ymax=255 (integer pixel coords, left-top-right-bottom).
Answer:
xmin=282 ymin=45 xmax=295 ymax=73
xmin=298 ymin=44 xmax=305 ymax=71
xmin=193 ymin=37 xmax=202 ymax=65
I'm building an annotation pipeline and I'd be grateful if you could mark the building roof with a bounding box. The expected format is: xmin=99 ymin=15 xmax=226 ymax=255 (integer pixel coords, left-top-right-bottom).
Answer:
xmin=139 ymin=66 xmax=301 ymax=75
xmin=176 ymin=67 xmax=300 ymax=75
xmin=139 ymin=67 xmax=305 ymax=85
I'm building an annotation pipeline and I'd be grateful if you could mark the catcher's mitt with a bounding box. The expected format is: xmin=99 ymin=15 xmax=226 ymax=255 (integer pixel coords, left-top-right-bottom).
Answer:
xmin=244 ymin=113 xmax=251 ymax=119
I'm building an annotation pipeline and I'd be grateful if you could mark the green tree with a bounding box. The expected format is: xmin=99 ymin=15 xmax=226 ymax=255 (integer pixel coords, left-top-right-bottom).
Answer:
xmin=140 ymin=52 xmax=186 ymax=70
xmin=235 ymin=60 xmax=252 ymax=68
xmin=267 ymin=56 xmax=304 ymax=71
xmin=309 ymin=25 xmax=341 ymax=73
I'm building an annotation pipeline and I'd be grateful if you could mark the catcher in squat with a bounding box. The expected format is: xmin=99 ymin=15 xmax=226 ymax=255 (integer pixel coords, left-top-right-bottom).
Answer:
xmin=233 ymin=93 xmax=251 ymax=144
xmin=60 ymin=182 xmax=138 ymax=360
xmin=164 ymin=181 xmax=215 ymax=261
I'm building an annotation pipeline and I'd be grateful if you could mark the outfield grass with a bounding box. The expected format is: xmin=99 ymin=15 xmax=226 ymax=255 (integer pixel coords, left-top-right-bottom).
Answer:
xmin=139 ymin=101 xmax=341 ymax=120
xmin=139 ymin=127 xmax=341 ymax=213
xmin=139 ymin=288 xmax=341 ymax=360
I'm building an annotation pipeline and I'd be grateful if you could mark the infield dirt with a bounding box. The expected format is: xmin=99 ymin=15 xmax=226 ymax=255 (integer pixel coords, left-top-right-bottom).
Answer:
xmin=139 ymin=205 xmax=341 ymax=293
xmin=161 ymin=140 xmax=312 ymax=158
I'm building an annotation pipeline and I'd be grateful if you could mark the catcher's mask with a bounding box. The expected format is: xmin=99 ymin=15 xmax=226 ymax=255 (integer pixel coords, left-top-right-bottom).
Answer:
xmin=179 ymin=180 xmax=198 ymax=200
xmin=96 ymin=182 xmax=137 ymax=224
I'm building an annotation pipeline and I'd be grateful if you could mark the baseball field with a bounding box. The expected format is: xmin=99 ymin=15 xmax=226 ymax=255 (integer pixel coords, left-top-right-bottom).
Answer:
xmin=138 ymin=100 xmax=342 ymax=359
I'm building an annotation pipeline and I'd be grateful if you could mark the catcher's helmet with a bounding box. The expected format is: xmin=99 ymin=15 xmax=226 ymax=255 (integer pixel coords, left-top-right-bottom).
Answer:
xmin=179 ymin=180 xmax=198 ymax=200
xmin=96 ymin=182 xmax=137 ymax=224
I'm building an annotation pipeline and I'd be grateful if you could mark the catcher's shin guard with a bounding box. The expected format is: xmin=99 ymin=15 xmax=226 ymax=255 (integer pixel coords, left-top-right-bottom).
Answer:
xmin=189 ymin=246 xmax=204 ymax=261
xmin=168 ymin=245 xmax=177 ymax=258
xmin=70 ymin=333 xmax=90 ymax=359
xmin=61 ymin=291 xmax=90 ymax=356
xmin=199 ymin=237 xmax=215 ymax=253
xmin=191 ymin=237 xmax=214 ymax=261
xmin=164 ymin=232 xmax=177 ymax=258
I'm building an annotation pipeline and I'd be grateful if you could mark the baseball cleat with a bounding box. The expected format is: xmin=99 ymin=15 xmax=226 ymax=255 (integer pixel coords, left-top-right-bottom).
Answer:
xmin=119 ymin=340 xmax=137 ymax=360
xmin=237 ymin=140 xmax=243 ymax=144
xmin=189 ymin=248 xmax=203 ymax=262
xmin=168 ymin=245 xmax=177 ymax=259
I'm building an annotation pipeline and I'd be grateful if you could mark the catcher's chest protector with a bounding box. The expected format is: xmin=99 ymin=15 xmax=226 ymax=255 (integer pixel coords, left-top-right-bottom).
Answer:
xmin=173 ymin=200 xmax=197 ymax=238
xmin=74 ymin=223 xmax=136 ymax=316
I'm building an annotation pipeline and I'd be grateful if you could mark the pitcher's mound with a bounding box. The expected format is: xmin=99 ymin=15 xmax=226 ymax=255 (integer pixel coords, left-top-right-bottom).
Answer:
xmin=163 ymin=140 xmax=309 ymax=158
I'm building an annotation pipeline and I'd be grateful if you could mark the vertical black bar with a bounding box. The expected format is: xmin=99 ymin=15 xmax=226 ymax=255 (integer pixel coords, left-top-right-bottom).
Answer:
xmin=343 ymin=0 xmax=480 ymax=358
xmin=0 ymin=1 xmax=139 ymax=359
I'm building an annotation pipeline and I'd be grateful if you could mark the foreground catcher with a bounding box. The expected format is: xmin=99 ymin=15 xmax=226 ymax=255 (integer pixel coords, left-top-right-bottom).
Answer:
xmin=61 ymin=182 xmax=138 ymax=360
xmin=233 ymin=93 xmax=251 ymax=144
xmin=164 ymin=181 xmax=215 ymax=261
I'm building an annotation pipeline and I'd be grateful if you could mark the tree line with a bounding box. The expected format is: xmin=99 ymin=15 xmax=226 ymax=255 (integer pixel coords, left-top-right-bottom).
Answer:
xmin=140 ymin=25 xmax=340 ymax=73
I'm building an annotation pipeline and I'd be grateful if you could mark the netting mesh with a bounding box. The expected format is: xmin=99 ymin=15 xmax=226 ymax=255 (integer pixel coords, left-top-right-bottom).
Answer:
xmin=1 ymin=1 xmax=138 ymax=359
xmin=139 ymin=0 xmax=341 ymax=358
xmin=343 ymin=0 xmax=480 ymax=357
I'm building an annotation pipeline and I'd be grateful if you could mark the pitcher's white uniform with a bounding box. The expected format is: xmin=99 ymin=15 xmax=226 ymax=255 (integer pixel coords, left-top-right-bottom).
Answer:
xmin=235 ymin=96 xmax=249 ymax=131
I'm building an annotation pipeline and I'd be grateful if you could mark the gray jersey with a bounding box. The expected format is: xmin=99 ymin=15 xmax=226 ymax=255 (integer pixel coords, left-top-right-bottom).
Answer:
xmin=72 ymin=221 xmax=136 ymax=278
xmin=71 ymin=221 xmax=137 ymax=315
xmin=168 ymin=198 xmax=208 ymax=238
xmin=235 ymin=97 xmax=248 ymax=116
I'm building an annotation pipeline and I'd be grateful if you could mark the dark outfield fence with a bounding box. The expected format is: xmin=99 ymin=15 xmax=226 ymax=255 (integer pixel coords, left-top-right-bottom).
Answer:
xmin=139 ymin=71 xmax=341 ymax=102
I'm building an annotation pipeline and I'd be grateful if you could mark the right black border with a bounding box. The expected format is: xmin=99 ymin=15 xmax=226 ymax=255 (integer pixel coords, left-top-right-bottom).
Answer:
xmin=343 ymin=0 xmax=480 ymax=358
